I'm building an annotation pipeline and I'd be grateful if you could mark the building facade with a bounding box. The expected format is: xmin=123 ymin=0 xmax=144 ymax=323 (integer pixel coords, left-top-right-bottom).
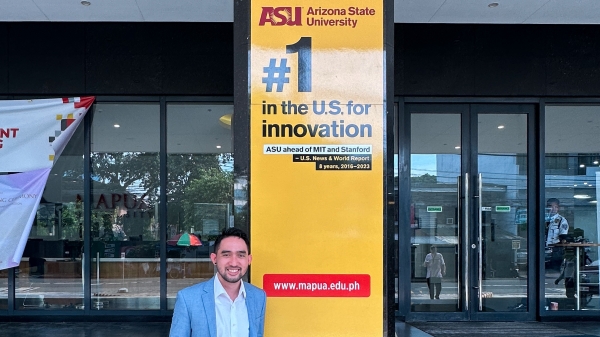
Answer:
xmin=1 ymin=3 xmax=600 ymax=324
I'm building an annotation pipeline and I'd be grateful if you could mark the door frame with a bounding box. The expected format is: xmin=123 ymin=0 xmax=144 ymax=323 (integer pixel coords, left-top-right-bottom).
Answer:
xmin=398 ymin=101 xmax=539 ymax=321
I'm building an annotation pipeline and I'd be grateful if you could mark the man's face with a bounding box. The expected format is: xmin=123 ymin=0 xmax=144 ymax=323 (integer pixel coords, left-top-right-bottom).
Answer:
xmin=548 ymin=202 xmax=559 ymax=215
xmin=210 ymin=236 xmax=252 ymax=284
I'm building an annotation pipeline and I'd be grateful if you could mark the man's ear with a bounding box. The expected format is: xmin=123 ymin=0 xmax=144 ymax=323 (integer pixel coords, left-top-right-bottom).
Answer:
xmin=210 ymin=252 xmax=217 ymax=264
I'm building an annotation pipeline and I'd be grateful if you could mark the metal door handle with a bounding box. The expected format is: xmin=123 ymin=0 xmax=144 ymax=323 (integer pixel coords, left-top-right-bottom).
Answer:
xmin=464 ymin=173 xmax=469 ymax=311
xmin=456 ymin=176 xmax=461 ymax=310
xmin=478 ymin=173 xmax=483 ymax=311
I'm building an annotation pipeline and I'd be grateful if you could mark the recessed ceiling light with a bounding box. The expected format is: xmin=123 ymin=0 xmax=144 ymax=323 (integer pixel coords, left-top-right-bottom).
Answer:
xmin=574 ymin=194 xmax=592 ymax=199
xmin=584 ymin=182 xmax=588 ymax=185
xmin=574 ymin=184 xmax=578 ymax=187
xmin=591 ymin=200 xmax=598 ymax=204
xmin=113 ymin=124 xmax=120 ymax=128
xmin=580 ymin=164 xmax=585 ymax=168
xmin=488 ymin=2 xmax=499 ymax=7
xmin=454 ymin=146 xmax=461 ymax=149
xmin=497 ymin=125 xmax=505 ymax=129
xmin=81 ymin=0 xmax=91 ymax=6
xmin=216 ymin=145 xmax=222 ymax=149
xmin=594 ymin=160 xmax=599 ymax=165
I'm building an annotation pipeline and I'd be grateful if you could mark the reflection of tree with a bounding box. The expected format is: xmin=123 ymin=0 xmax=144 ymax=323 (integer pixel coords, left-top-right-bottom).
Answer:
xmin=167 ymin=154 xmax=233 ymax=233
xmin=411 ymin=173 xmax=438 ymax=184
xmin=167 ymin=154 xmax=229 ymax=199
xmin=92 ymin=152 xmax=160 ymax=202
xmin=59 ymin=201 xmax=82 ymax=240
xmin=181 ymin=167 xmax=233 ymax=236
xmin=84 ymin=152 xmax=233 ymax=240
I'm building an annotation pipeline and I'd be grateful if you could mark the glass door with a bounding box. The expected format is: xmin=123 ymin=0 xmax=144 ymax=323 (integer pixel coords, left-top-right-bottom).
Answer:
xmin=406 ymin=103 xmax=534 ymax=320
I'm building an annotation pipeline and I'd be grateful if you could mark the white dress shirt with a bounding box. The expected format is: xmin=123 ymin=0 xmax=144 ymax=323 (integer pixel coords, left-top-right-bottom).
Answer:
xmin=214 ymin=277 xmax=250 ymax=337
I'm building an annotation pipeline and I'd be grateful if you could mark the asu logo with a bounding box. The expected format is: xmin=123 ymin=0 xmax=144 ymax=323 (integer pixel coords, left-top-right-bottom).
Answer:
xmin=258 ymin=7 xmax=302 ymax=26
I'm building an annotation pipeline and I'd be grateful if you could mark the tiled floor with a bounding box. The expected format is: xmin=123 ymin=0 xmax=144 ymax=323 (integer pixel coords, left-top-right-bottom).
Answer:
xmin=0 ymin=322 xmax=172 ymax=337
xmin=0 ymin=321 xmax=598 ymax=337
xmin=407 ymin=322 xmax=600 ymax=337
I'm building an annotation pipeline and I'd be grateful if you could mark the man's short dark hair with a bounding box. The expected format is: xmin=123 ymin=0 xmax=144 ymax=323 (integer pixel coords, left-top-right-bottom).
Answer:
xmin=213 ymin=227 xmax=250 ymax=253
xmin=547 ymin=198 xmax=560 ymax=205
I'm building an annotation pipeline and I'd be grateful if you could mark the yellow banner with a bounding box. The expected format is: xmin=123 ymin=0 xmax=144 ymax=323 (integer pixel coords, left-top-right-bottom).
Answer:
xmin=250 ymin=1 xmax=383 ymax=336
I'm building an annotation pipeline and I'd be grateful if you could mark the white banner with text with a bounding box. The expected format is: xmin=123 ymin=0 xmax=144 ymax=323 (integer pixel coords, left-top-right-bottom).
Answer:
xmin=0 ymin=97 xmax=94 ymax=270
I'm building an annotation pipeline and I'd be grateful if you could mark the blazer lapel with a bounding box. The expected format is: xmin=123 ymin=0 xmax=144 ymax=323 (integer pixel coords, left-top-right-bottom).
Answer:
xmin=202 ymin=278 xmax=217 ymax=337
xmin=245 ymin=283 xmax=257 ymax=337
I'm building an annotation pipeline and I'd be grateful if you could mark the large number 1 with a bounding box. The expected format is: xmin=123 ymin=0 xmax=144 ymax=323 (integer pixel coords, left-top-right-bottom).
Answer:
xmin=286 ymin=37 xmax=312 ymax=92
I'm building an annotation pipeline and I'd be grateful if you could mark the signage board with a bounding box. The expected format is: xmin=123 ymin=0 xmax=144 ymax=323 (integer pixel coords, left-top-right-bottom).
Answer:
xmin=250 ymin=1 xmax=384 ymax=336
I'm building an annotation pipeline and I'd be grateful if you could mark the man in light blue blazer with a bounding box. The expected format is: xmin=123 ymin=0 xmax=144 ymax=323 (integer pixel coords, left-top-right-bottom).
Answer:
xmin=170 ymin=228 xmax=266 ymax=337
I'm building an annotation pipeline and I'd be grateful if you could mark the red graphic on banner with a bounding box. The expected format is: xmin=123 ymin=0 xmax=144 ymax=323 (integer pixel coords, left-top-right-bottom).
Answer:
xmin=263 ymin=274 xmax=370 ymax=297
xmin=258 ymin=7 xmax=302 ymax=26
xmin=0 ymin=128 xmax=19 ymax=149
xmin=62 ymin=96 xmax=95 ymax=109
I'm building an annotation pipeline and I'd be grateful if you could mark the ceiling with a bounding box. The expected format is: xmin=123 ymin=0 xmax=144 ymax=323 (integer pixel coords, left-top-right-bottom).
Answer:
xmin=411 ymin=106 xmax=600 ymax=154
xmin=2 ymin=0 xmax=600 ymax=24
xmin=91 ymin=102 xmax=232 ymax=154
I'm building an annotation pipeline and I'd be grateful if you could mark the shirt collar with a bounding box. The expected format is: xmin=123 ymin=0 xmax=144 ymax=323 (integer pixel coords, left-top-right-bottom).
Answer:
xmin=213 ymin=276 xmax=246 ymax=301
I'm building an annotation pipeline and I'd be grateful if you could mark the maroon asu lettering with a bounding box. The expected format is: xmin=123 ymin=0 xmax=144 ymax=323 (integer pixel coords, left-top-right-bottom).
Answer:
xmin=259 ymin=7 xmax=302 ymax=26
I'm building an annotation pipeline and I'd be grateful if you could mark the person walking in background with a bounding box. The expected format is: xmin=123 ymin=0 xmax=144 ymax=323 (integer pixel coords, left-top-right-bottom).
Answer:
xmin=423 ymin=245 xmax=446 ymax=300
xmin=170 ymin=228 xmax=266 ymax=337
xmin=546 ymin=198 xmax=569 ymax=270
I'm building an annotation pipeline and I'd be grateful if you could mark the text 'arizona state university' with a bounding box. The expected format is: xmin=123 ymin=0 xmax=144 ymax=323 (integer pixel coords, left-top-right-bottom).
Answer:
xmin=258 ymin=6 xmax=377 ymax=28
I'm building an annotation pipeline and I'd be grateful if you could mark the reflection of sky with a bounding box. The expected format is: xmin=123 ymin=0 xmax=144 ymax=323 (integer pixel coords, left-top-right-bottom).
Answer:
xmin=219 ymin=154 xmax=234 ymax=172
xmin=393 ymin=154 xmax=438 ymax=177
xmin=411 ymin=154 xmax=436 ymax=176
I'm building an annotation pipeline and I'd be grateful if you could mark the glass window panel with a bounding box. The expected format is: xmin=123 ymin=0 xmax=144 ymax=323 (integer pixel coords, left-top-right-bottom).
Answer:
xmin=545 ymin=105 xmax=600 ymax=311
xmin=410 ymin=113 xmax=461 ymax=312
xmin=478 ymin=113 xmax=528 ymax=312
xmin=0 ymin=269 xmax=7 ymax=310
xmin=16 ymin=122 xmax=85 ymax=310
xmin=166 ymin=103 xmax=233 ymax=309
xmin=91 ymin=103 xmax=160 ymax=310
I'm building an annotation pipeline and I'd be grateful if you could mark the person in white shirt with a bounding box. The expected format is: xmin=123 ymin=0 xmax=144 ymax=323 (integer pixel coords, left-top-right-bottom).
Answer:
xmin=545 ymin=198 xmax=569 ymax=271
xmin=423 ymin=245 xmax=446 ymax=300
xmin=546 ymin=198 xmax=569 ymax=246
xmin=170 ymin=228 xmax=266 ymax=337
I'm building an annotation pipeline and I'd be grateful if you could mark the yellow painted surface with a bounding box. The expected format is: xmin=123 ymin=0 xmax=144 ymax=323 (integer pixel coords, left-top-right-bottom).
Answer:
xmin=250 ymin=1 xmax=384 ymax=336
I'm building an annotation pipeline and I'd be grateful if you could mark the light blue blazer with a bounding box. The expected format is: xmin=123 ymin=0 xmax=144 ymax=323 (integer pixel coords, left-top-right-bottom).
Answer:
xmin=169 ymin=276 xmax=266 ymax=337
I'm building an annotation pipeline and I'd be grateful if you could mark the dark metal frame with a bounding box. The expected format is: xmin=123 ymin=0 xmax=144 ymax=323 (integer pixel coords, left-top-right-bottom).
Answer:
xmin=399 ymin=100 xmax=538 ymax=321
xmin=398 ymin=97 xmax=600 ymax=321
xmin=383 ymin=0 xmax=395 ymax=335
xmin=535 ymin=98 xmax=600 ymax=321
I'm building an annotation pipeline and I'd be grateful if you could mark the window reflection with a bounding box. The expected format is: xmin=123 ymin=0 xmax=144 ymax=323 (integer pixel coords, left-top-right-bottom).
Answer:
xmin=16 ymin=122 xmax=85 ymax=310
xmin=545 ymin=105 xmax=600 ymax=311
xmin=410 ymin=114 xmax=461 ymax=312
xmin=166 ymin=103 xmax=233 ymax=309
xmin=0 ymin=269 xmax=7 ymax=310
xmin=91 ymin=103 xmax=160 ymax=310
